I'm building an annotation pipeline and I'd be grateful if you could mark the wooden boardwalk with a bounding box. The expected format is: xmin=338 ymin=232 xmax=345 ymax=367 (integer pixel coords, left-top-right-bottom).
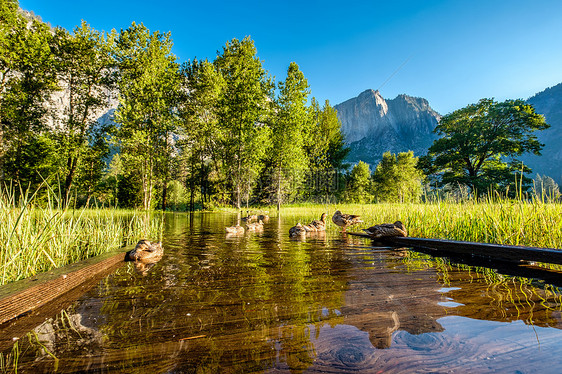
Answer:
xmin=348 ymin=232 xmax=562 ymax=265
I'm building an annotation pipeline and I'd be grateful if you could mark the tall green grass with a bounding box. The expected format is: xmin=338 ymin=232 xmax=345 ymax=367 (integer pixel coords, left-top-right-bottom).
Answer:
xmin=0 ymin=185 xmax=163 ymax=286
xmin=271 ymin=198 xmax=562 ymax=249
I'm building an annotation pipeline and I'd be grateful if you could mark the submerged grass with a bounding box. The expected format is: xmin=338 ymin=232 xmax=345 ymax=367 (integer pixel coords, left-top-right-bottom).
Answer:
xmin=249 ymin=198 xmax=562 ymax=249
xmin=0 ymin=185 xmax=163 ymax=286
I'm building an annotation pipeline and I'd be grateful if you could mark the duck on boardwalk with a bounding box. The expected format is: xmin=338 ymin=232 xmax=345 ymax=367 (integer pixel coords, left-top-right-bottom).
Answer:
xmin=332 ymin=210 xmax=362 ymax=232
xmin=309 ymin=213 xmax=327 ymax=231
xmin=126 ymin=239 xmax=163 ymax=262
xmin=246 ymin=220 xmax=264 ymax=231
xmin=225 ymin=225 xmax=245 ymax=234
xmin=362 ymin=221 xmax=408 ymax=239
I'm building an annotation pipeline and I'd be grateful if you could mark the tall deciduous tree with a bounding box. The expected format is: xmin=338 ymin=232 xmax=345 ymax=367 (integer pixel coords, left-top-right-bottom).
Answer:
xmin=425 ymin=98 xmax=549 ymax=194
xmin=113 ymin=22 xmax=180 ymax=210
xmin=214 ymin=37 xmax=273 ymax=209
xmin=372 ymin=151 xmax=423 ymax=202
xmin=305 ymin=99 xmax=349 ymax=200
xmin=51 ymin=22 xmax=115 ymax=206
xmin=181 ymin=59 xmax=225 ymax=210
xmin=344 ymin=161 xmax=373 ymax=203
xmin=0 ymin=7 xmax=59 ymax=190
xmin=270 ymin=62 xmax=310 ymax=209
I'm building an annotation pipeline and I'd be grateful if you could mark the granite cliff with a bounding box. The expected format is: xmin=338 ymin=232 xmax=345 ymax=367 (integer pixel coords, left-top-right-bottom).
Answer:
xmin=523 ymin=83 xmax=562 ymax=184
xmin=334 ymin=89 xmax=440 ymax=166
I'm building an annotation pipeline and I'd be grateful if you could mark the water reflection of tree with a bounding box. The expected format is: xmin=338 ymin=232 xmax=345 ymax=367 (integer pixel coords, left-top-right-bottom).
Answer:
xmin=5 ymin=214 xmax=562 ymax=373
xmin=15 ymin=218 xmax=352 ymax=373
xmin=397 ymin=251 xmax=562 ymax=329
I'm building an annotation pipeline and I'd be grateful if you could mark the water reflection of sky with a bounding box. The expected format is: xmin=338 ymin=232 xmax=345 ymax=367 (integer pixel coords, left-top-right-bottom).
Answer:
xmin=2 ymin=212 xmax=562 ymax=373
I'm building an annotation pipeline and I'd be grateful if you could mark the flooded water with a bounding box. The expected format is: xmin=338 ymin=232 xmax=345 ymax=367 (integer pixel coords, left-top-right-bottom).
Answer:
xmin=2 ymin=212 xmax=562 ymax=373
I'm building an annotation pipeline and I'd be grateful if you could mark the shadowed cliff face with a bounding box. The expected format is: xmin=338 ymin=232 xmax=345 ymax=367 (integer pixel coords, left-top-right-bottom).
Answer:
xmin=524 ymin=82 xmax=562 ymax=184
xmin=334 ymin=89 xmax=440 ymax=165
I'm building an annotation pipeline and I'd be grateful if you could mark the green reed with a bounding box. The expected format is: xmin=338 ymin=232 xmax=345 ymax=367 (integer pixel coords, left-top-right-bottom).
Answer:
xmin=0 ymin=185 xmax=163 ymax=286
xmin=270 ymin=198 xmax=562 ymax=249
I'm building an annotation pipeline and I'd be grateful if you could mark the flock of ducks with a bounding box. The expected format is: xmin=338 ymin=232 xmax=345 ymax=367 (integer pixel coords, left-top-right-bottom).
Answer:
xmin=290 ymin=210 xmax=407 ymax=239
xmin=225 ymin=212 xmax=270 ymax=234
xmin=128 ymin=211 xmax=407 ymax=275
xmin=226 ymin=210 xmax=408 ymax=239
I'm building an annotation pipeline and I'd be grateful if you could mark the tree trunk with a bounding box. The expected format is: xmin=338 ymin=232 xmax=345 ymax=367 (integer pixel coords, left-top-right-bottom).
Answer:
xmin=63 ymin=155 xmax=78 ymax=208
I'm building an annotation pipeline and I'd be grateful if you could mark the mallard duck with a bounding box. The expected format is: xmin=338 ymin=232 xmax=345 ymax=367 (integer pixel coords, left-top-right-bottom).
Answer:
xmin=225 ymin=225 xmax=245 ymax=234
xmin=246 ymin=219 xmax=264 ymax=231
xmin=257 ymin=214 xmax=270 ymax=222
xmin=362 ymin=221 xmax=408 ymax=238
xmin=309 ymin=213 xmax=327 ymax=231
xmin=332 ymin=210 xmax=363 ymax=232
xmin=126 ymin=239 xmax=163 ymax=262
xmin=289 ymin=222 xmax=307 ymax=236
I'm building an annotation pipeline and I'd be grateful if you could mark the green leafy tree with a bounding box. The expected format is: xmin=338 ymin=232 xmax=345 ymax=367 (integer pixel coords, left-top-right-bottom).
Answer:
xmin=180 ymin=58 xmax=225 ymax=210
xmin=0 ymin=8 xmax=59 ymax=190
xmin=305 ymin=99 xmax=349 ymax=200
xmin=113 ymin=22 xmax=180 ymax=210
xmin=74 ymin=126 xmax=111 ymax=206
xmin=424 ymin=98 xmax=549 ymax=194
xmin=269 ymin=62 xmax=311 ymax=209
xmin=372 ymin=151 xmax=423 ymax=202
xmin=51 ymin=22 xmax=115 ymax=206
xmin=344 ymin=161 xmax=373 ymax=203
xmin=214 ymin=37 xmax=273 ymax=209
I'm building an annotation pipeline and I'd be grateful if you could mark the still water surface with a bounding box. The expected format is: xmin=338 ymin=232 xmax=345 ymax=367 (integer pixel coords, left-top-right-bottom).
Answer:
xmin=3 ymin=212 xmax=562 ymax=373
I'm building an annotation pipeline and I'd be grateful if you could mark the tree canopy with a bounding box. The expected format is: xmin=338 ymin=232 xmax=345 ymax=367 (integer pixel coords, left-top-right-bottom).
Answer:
xmin=424 ymin=98 xmax=549 ymax=194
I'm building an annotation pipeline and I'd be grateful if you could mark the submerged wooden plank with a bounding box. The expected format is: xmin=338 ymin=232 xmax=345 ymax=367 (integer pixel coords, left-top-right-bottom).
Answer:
xmin=0 ymin=249 xmax=128 ymax=326
xmin=347 ymin=232 xmax=562 ymax=265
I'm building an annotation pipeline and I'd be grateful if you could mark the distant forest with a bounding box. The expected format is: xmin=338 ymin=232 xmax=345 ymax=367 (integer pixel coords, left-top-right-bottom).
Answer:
xmin=0 ymin=1 xmax=357 ymax=210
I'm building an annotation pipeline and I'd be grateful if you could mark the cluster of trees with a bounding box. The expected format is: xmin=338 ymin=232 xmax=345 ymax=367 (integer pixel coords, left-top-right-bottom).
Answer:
xmin=2 ymin=0 xmax=554 ymax=209
xmin=343 ymin=97 xmax=554 ymax=203
xmin=0 ymin=1 xmax=349 ymax=210
xmin=342 ymin=151 xmax=424 ymax=203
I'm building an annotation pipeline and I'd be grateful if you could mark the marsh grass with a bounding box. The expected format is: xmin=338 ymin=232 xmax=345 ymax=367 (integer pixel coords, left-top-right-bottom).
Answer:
xmin=243 ymin=197 xmax=562 ymax=249
xmin=0 ymin=185 xmax=163 ymax=286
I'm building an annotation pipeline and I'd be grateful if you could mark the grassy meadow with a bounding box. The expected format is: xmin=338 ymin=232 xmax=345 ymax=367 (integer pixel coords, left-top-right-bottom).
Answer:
xmin=0 ymin=186 xmax=163 ymax=286
xmin=271 ymin=198 xmax=562 ymax=249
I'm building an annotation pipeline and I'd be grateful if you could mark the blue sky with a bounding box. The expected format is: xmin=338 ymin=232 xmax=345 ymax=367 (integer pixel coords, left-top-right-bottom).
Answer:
xmin=19 ymin=0 xmax=562 ymax=114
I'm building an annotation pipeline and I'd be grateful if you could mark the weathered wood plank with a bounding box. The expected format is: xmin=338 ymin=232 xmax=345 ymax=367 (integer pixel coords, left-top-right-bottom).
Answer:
xmin=0 ymin=250 xmax=128 ymax=326
xmin=347 ymin=233 xmax=562 ymax=265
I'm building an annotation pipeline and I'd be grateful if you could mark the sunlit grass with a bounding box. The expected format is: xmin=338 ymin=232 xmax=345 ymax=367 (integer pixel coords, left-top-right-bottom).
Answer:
xmin=233 ymin=198 xmax=562 ymax=249
xmin=0 ymin=185 xmax=163 ymax=286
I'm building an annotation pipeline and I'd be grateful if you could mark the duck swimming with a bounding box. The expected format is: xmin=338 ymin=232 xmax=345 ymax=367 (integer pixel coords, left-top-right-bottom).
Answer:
xmin=362 ymin=221 xmax=408 ymax=238
xmin=289 ymin=223 xmax=307 ymax=237
xmin=309 ymin=213 xmax=327 ymax=231
xmin=246 ymin=219 xmax=264 ymax=231
xmin=332 ymin=210 xmax=363 ymax=232
xmin=126 ymin=239 xmax=163 ymax=262
xmin=225 ymin=225 xmax=245 ymax=234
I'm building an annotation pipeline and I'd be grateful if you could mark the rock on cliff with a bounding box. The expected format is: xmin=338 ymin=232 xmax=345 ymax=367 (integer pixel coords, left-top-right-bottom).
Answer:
xmin=523 ymin=83 xmax=562 ymax=184
xmin=334 ymin=89 xmax=440 ymax=167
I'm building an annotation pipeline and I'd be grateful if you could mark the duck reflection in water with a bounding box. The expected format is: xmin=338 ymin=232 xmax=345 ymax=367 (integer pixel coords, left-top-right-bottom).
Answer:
xmin=125 ymin=239 xmax=164 ymax=275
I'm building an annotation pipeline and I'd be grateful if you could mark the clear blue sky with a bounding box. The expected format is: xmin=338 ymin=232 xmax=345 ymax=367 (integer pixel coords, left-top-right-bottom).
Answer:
xmin=19 ymin=0 xmax=562 ymax=114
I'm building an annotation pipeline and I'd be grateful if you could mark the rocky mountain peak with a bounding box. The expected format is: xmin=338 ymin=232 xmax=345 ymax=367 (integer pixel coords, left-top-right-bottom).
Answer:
xmin=334 ymin=90 xmax=440 ymax=166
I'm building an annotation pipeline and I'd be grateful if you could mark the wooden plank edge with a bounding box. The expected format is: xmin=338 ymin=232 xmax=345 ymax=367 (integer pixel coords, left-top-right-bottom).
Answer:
xmin=0 ymin=249 xmax=129 ymax=325
xmin=346 ymin=232 xmax=562 ymax=265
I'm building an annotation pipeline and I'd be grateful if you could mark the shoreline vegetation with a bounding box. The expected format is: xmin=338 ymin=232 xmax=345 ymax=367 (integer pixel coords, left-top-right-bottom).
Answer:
xmin=225 ymin=197 xmax=562 ymax=249
xmin=0 ymin=186 xmax=163 ymax=286
xmin=2 ymin=181 xmax=561 ymax=287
